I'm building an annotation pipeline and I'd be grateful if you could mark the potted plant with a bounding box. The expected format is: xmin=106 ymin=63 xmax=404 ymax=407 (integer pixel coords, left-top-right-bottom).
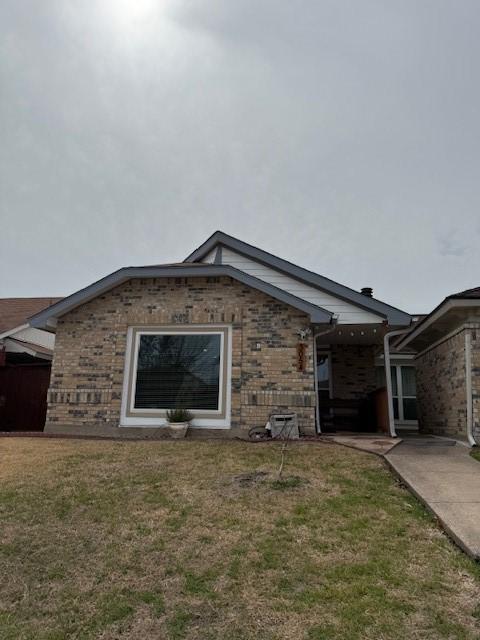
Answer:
xmin=166 ymin=408 xmax=193 ymax=439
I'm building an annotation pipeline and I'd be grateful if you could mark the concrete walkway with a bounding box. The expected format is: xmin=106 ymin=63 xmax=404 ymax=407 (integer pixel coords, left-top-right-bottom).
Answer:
xmin=386 ymin=437 xmax=480 ymax=560
xmin=321 ymin=434 xmax=400 ymax=456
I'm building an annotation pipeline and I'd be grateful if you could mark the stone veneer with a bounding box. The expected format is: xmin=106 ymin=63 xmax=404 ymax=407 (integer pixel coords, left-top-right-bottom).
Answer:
xmin=45 ymin=276 xmax=317 ymax=437
xmin=415 ymin=327 xmax=470 ymax=441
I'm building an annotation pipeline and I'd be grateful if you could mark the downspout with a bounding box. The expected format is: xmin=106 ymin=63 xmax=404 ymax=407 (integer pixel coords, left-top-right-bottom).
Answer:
xmin=383 ymin=329 xmax=410 ymax=438
xmin=313 ymin=320 xmax=338 ymax=434
xmin=465 ymin=330 xmax=476 ymax=446
xmin=313 ymin=335 xmax=320 ymax=434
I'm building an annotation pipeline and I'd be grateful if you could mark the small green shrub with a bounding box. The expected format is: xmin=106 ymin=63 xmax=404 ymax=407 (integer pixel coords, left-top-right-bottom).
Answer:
xmin=166 ymin=408 xmax=193 ymax=423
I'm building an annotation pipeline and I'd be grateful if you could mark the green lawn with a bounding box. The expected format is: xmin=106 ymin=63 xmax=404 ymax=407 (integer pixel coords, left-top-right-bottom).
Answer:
xmin=1 ymin=438 xmax=480 ymax=640
xmin=470 ymin=448 xmax=480 ymax=463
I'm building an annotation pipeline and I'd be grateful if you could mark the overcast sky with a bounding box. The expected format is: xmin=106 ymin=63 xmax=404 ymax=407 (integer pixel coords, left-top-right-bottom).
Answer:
xmin=1 ymin=1 xmax=479 ymax=313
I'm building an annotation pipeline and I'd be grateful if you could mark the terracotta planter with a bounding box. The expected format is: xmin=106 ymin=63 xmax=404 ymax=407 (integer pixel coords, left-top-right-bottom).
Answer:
xmin=168 ymin=422 xmax=189 ymax=439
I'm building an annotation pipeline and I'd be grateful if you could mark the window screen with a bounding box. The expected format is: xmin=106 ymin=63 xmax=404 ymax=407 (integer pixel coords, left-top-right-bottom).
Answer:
xmin=134 ymin=333 xmax=221 ymax=410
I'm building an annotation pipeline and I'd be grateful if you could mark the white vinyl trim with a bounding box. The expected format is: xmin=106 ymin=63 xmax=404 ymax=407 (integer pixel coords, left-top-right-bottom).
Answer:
xmin=391 ymin=365 xmax=418 ymax=425
xmin=384 ymin=329 xmax=410 ymax=437
xmin=4 ymin=337 xmax=50 ymax=359
xmin=120 ymin=325 xmax=232 ymax=428
xmin=217 ymin=248 xmax=383 ymax=324
xmin=0 ymin=323 xmax=29 ymax=340
xmin=128 ymin=329 xmax=226 ymax=416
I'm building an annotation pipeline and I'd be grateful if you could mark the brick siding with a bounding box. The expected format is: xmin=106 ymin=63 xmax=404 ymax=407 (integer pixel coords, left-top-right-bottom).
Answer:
xmin=330 ymin=344 xmax=376 ymax=399
xmin=470 ymin=327 xmax=480 ymax=441
xmin=415 ymin=329 xmax=468 ymax=440
xmin=46 ymin=276 xmax=316 ymax=437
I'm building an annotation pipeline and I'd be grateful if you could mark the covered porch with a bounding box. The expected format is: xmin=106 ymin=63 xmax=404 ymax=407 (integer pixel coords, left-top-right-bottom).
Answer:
xmin=313 ymin=323 xmax=417 ymax=437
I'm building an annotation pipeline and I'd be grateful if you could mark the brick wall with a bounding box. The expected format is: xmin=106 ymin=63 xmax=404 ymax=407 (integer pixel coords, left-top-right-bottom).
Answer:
xmin=46 ymin=276 xmax=316 ymax=437
xmin=470 ymin=327 xmax=480 ymax=441
xmin=330 ymin=344 xmax=377 ymax=399
xmin=415 ymin=329 xmax=468 ymax=440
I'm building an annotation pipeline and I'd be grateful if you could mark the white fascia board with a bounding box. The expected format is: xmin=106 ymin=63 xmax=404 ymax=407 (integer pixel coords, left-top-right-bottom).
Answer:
xmin=9 ymin=326 xmax=55 ymax=349
xmin=397 ymin=299 xmax=480 ymax=350
xmin=4 ymin=337 xmax=52 ymax=360
xmin=4 ymin=338 xmax=37 ymax=355
xmin=0 ymin=323 xmax=29 ymax=341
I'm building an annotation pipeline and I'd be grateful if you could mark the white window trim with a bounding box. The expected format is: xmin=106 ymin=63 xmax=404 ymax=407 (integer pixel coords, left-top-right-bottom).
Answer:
xmin=128 ymin=328 xmax=226 ymax=417
xmin=391 ymin=364 xmax=418 ymax=425
xmin=120 ymin=325 xmax=232 ymax=429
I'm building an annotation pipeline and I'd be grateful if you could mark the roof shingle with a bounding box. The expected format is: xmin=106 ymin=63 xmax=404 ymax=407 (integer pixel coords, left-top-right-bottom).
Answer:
xmin=0 ymin=298 xmax=62 ymax=334
xmin=449 ymin=287 xmax=480 ymax=300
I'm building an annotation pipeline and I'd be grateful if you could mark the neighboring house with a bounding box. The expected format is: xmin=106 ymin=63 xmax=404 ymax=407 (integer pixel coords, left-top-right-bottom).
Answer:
xmin=29 ymin=231 xmax=413 ymax=438
xmin=0 ymin=297 xmax=61 ymax=431
xmin=396 ymin=287 xmax=480 ymax=445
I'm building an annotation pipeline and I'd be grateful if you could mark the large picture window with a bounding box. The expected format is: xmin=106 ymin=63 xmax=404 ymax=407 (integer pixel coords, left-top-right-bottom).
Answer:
xmin=126 ymin=328 xmax=228 ymax=418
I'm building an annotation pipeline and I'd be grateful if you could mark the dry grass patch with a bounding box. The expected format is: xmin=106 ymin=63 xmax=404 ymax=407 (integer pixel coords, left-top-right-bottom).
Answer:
xmin=1 ymin=438 xmax=480 ymax=640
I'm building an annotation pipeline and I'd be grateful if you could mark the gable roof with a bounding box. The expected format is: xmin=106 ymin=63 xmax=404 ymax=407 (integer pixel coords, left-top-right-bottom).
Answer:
xmin=184 ymin=231 xmax=411 ymax=326
xmin=0 ymin=297 xmax=62 ymax=335
xmin=448 ymin=286 xmax=480 ymax=300
xmin=29 ymin=264 xmax=333 ymax=330
xmin=396 ymin=285 xmax=480 ymax=351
